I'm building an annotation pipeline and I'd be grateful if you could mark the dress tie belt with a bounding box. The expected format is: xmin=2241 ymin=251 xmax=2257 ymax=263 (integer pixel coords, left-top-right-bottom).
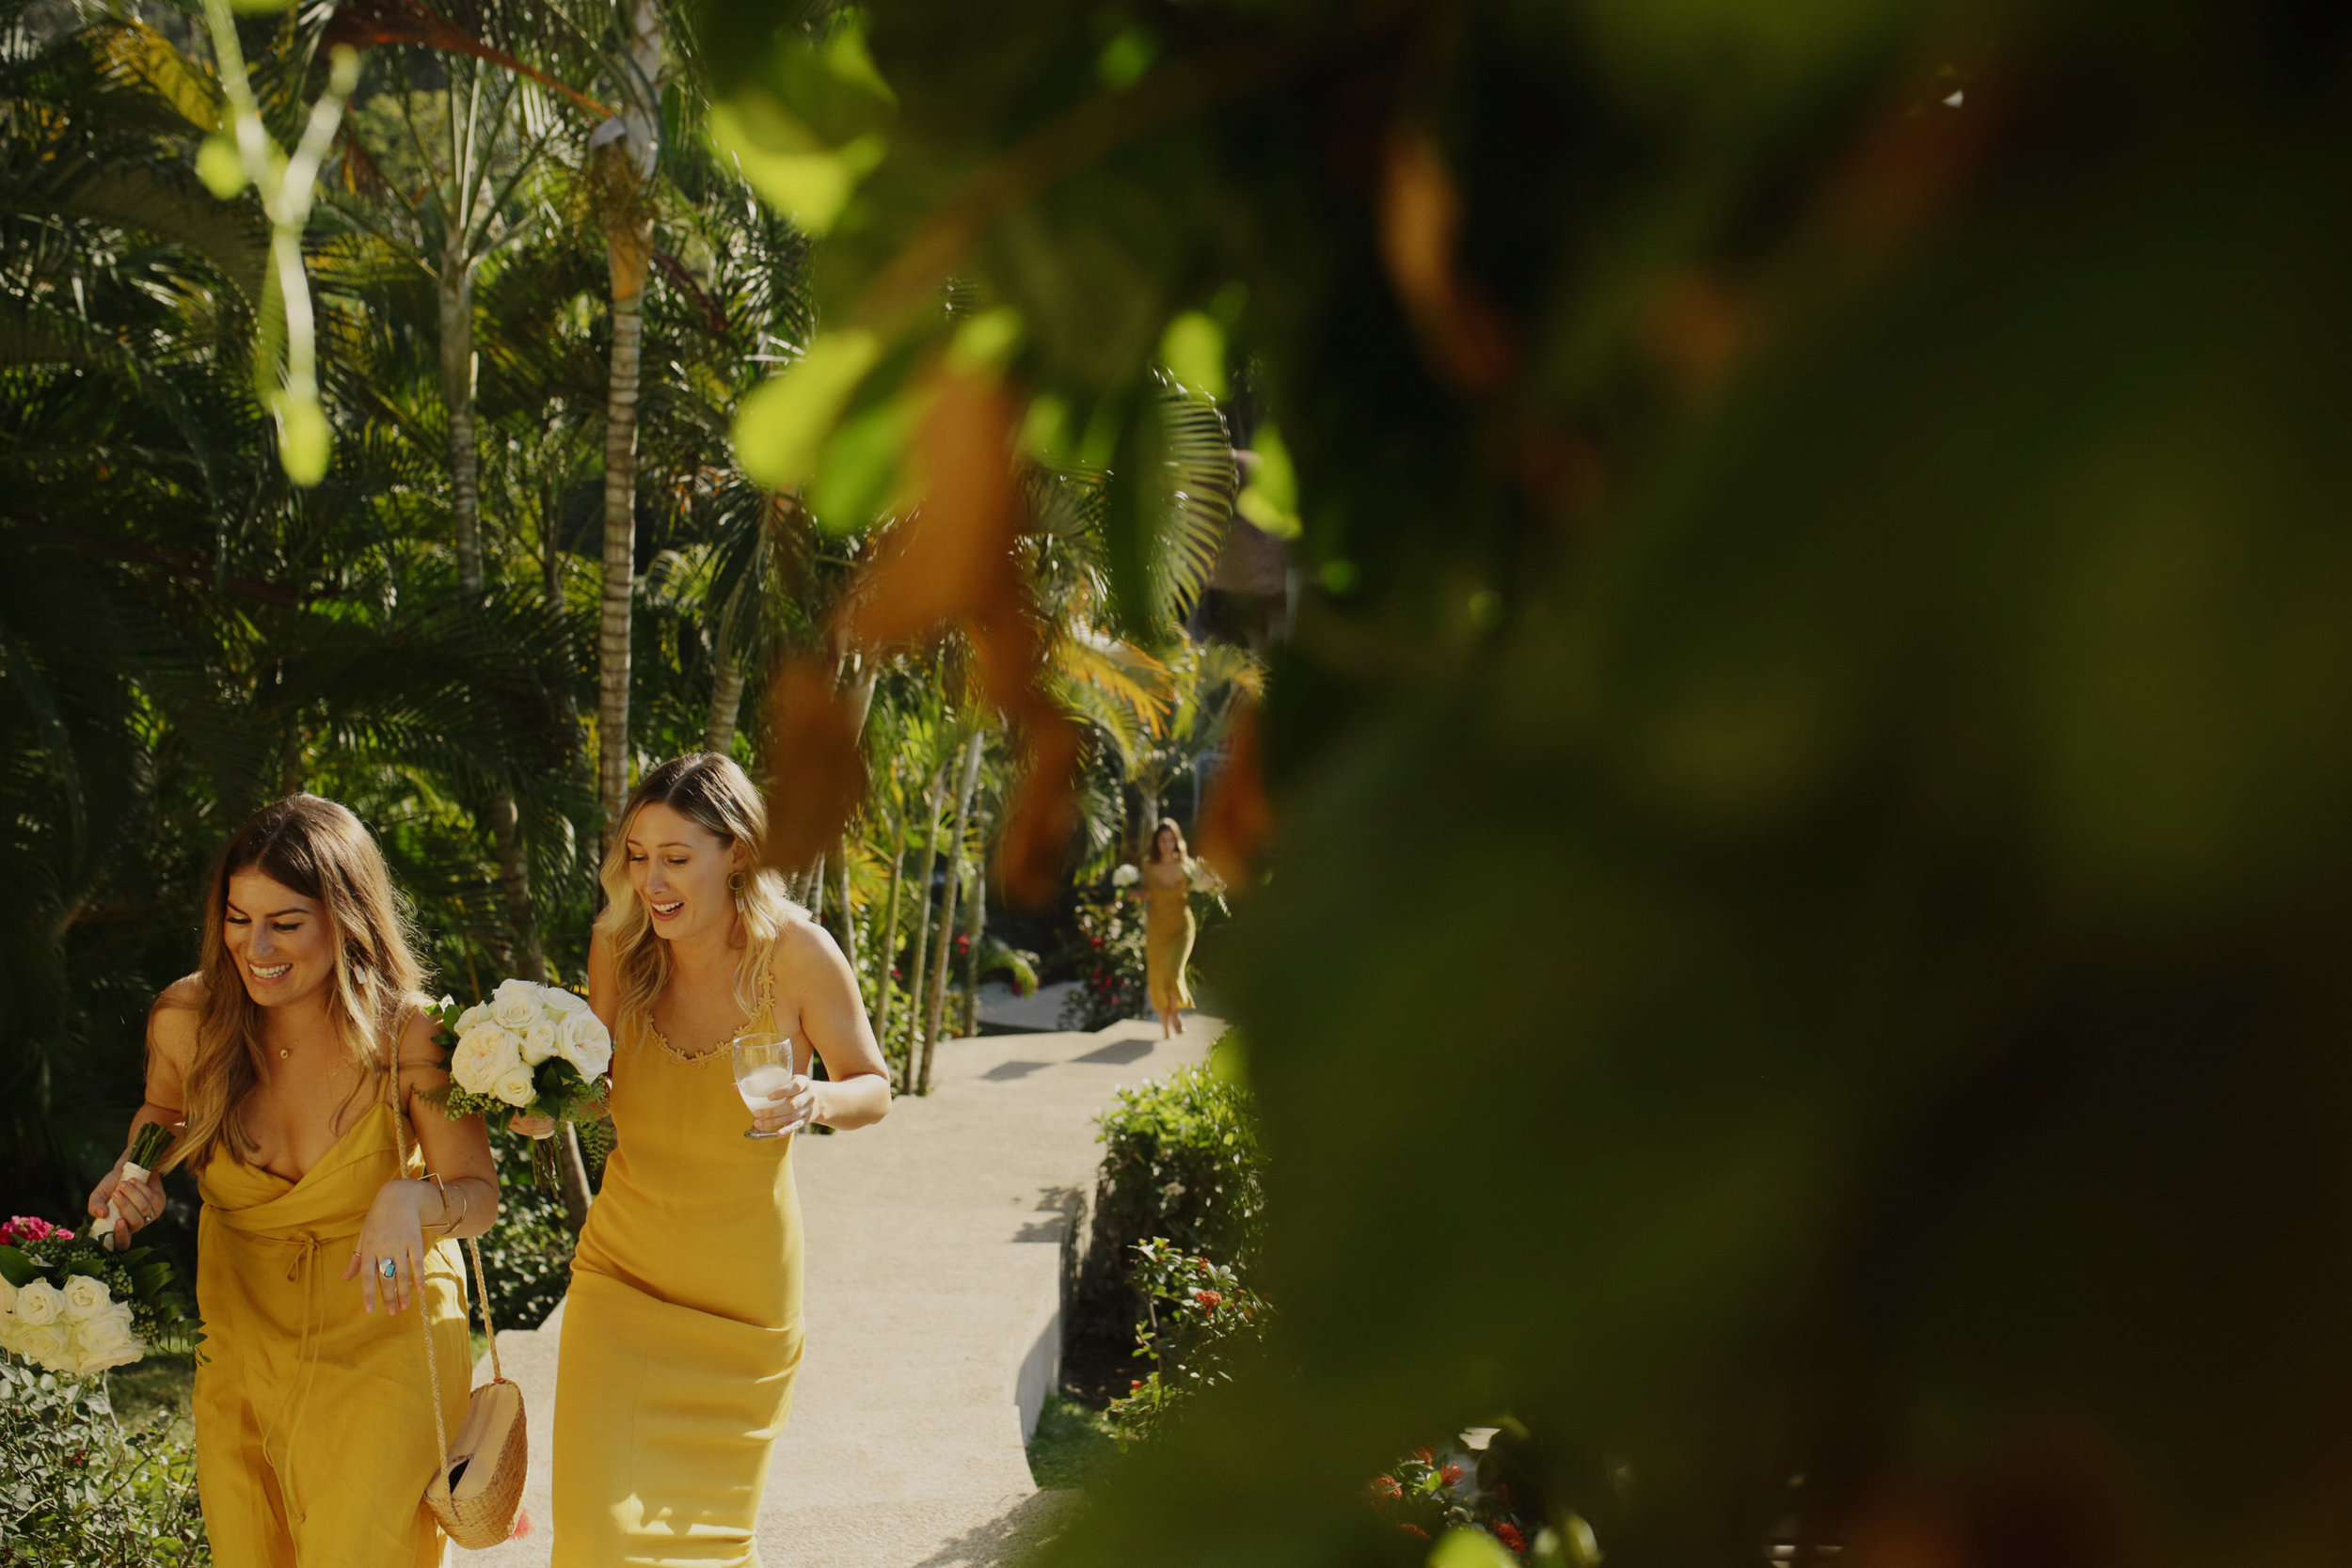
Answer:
xmin=250 ymin=1229 xmax=330 ymax=1528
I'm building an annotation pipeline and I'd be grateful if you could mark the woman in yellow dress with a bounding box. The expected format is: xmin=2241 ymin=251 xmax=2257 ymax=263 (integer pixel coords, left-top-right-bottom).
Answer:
xmin=1135 ymin=818 xmax=1200 ymax=1038
xmin=540 ymin=752 xmax=890 ymax=1566
xmin=87 ymin=794 xmax=500 ymax=1567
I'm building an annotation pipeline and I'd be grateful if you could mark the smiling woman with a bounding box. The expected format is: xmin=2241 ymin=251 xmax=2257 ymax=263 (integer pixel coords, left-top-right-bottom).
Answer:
xmin=84 ymin=794 xmax=500 ymax=1567
xmin=549 ymin=752 xmax=891 ymax=1565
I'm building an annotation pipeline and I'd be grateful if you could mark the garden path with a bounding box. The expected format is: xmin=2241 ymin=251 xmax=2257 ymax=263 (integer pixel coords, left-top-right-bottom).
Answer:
xmin=458 ymin=1010 xmax=1219 ymax=1568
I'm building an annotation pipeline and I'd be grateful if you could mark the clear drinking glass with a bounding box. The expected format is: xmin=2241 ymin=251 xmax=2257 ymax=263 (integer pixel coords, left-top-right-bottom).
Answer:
xmin=730 ymin=1032 xmax=798 ymax=1141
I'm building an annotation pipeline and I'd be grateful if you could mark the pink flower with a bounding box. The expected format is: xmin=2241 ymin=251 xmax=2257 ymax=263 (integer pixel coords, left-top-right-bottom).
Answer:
xmin=0 ymin=1215 xmax=72 ymax=1246
xmin=511 ymin=1509 xmax=532 ymax=1540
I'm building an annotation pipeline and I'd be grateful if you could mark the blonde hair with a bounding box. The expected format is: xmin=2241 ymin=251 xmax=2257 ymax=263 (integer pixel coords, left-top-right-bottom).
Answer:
xmin=167 ymin=795 xmax=426 ymax=1174
xmin=596 ymin=752 xmax=802 ymax=1033
xmin=1147 ymin=817 xmax=1188 ymax=864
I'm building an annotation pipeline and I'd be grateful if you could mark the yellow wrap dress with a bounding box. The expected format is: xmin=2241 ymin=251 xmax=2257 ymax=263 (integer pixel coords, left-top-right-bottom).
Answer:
xmin=1143 ymin=868 xmax=1197 ymax=1016
xmin=553 ymin=961 xmax=805 ymax=1566
xmin=193 ymin=1086 xmax=470 ymax=1568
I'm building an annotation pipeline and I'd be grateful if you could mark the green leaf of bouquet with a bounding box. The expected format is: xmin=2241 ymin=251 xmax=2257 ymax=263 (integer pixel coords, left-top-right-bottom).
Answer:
xmin=0 ymin=1245 xmax=36 ymax=1286
xmin=733 ymin=327 xmax=882 ymax=491
xmin=135 ymin=1264 xmax=170 ymax=1293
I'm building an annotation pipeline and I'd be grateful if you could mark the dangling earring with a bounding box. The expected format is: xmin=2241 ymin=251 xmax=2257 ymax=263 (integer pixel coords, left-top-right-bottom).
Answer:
xmin=728 ymin=869 xmax=745 ymax=896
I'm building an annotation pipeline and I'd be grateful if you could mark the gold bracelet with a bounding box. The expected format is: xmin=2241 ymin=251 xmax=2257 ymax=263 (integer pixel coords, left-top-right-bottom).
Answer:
xmin=425 ymin=1172 xmax=454 ymax=1235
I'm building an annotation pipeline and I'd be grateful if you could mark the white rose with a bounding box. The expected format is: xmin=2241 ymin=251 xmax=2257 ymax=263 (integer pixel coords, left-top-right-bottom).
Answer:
xmin=518 ymin=1020 xmax=560 ymax=1066
xmin=555 ymin=1008 xmax=612 ymax=1079
xmin=59 ymin=1275 xmax=112 ymax=1323
xmin=66 ymin=1306 xmax=142 ymax=1374
xmin=493 ymin=1065 xmax=538 ymax=1108
xmin=454 ymin=1003 xmax=493 ymax=1037
xmin=0 ymin=1276 xmax=18 ymax=1315
xmin=13 ymin=1279 xmax=64 ymax=1328
xmin=489 ymin=980 xmax=539 ymax=1031
xmin=451 ymin=1026 xmax=524 ymax=1095
xmin=1112 ymin=863 xmax=1140 ymax=887
xmin=14 ymin=1321 xmax=71 ymax=1374
xmin=543 ymin=987 xmax=590 ymax=1017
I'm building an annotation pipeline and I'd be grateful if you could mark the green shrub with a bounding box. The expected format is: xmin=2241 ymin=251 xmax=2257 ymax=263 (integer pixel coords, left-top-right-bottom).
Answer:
xmin=1087 ymin=1056 xmax=1265 ymax=1301
xmin=1057 ymin=884 xmax=1148 ymax=1033
xmin=1104 ymin=1239 xmax=1269 ymax=1444
xmin=0 ymin=1355 xmax=207 ymax=1565
xmin=476 ymin=1126 xmax=576 ymax=1332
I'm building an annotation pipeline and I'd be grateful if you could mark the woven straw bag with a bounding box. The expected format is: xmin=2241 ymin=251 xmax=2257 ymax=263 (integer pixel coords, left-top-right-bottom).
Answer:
xmin=392 ymin=1080 xmax=528 ymax=1548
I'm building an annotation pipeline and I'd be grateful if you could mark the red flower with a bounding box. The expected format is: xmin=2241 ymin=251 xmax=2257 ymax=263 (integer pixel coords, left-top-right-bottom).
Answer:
xmin=1416 ymin=1446 xmax=1436 ymax=1465
xmin=1491 ymin=1484 xmax=1512 ymax=1506
xmin=1372 ymin=1474 xmax=1404 ymax=1500
xmin=1193 ymin=1290 xmax=1223 ymax=1310
xmin=1089 ymin=935 xmax=1104 ymax=949
xmin=1400 ymin=1524 xmax=1429 ymax=1540
xmin=1493 ymin=1522 xmax=1527 ymax=1555
xmin=1440 ymin=1463 xmax=1466 ymax=1487
xmin=0 ymin=1215 xmax=71 ymax=1245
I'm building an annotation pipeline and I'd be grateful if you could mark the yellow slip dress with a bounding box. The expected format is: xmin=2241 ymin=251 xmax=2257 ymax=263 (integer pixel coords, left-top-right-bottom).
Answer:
xmin=193 ymin=1076 xmax=471 ymax=1568
xmin=1144 ymin=869 xmax=1197 ymax=1015
xmin=553 ymin=959 xmax=805 ymax=1567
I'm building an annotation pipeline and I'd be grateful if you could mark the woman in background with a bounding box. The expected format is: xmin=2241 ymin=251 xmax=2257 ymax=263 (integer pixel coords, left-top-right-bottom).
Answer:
xmin=1136 ymin=817 xmax=1200 ymax=1038
xmin=544 ymin=752 xmax=889 ymax=1565
xmin=88 ymin=794 xmax=497 ymax=1566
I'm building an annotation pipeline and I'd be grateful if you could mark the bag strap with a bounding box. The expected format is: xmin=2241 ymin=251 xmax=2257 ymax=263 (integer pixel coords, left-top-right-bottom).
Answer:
xmin=386 ymin=1023 xmax=507 ymax=1485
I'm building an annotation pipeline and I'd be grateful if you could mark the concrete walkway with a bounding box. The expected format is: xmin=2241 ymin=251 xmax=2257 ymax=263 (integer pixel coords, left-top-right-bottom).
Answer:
xmin=460 ymin=1013 xmax=1217 ymax=1567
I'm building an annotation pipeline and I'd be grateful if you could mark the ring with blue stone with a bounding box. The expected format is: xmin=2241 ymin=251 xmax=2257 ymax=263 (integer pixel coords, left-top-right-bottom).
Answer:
xmin=378 ymin=1257 xmax=398 ymax=1280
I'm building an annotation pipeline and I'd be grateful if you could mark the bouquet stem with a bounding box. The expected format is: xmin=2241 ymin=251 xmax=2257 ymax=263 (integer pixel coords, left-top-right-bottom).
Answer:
xmin=530 ymin=1132 xmax=558 ymax=1193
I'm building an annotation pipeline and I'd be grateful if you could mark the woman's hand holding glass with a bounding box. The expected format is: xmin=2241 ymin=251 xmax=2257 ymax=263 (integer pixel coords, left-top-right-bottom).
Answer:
xmin=732 ymin=1033 xmax=814 ymax=1140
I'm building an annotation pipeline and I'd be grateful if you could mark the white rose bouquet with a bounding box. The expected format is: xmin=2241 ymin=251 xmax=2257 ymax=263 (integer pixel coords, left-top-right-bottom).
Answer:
xmin=0 ymin=1213 xmax=196 ymax=1378
xmin=428 ymin=980 xmax=612 ymax=1192
xmin=1112 ymin=863 xmax=1141 ymax=889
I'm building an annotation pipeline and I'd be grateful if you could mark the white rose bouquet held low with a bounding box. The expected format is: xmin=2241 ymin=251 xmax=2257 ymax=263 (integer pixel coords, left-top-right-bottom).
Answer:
xmin=428 ymin=980 xmax=612 ymax=1192
xmin=0 ymin=1212 xmax=196 ymax=1378
xmin=1112 ymin=863 xmax=1141 ymax=889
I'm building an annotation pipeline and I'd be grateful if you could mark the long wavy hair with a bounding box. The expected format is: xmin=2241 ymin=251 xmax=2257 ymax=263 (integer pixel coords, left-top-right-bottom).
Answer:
xmin=596 ymin=753 xmax=801 ymax=1034
xmin=166 ymin=795 xmax=425 ymax=1174
xmin=1147 ymin=817 xmax=1188 ymax=863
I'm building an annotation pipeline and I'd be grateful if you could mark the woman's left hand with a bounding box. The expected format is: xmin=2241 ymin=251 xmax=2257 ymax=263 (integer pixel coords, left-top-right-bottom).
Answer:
xmin=342 ymin=1179 xmax=433 ymax=1314
xmin=752 ymin=1074 xmax=818 ymax=1138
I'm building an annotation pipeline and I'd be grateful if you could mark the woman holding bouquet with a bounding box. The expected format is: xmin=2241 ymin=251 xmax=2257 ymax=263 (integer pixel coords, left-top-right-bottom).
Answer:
xmin=1132 ymin=818 xmax=1205 ymax=1038
xmin=536 ymin=752 xmax=889 ymax=1565
xmin=87 ymin=794 xmax=500 ymax=1567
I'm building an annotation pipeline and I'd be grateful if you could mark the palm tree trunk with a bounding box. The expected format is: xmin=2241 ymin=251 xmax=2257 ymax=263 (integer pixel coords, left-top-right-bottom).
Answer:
xmin=920 ymin=730 xmax=986 ymax=1095
xmin=898 ymin=765 xmax=949 ymax=1094
xmin=834 ymin=837 xmax=857 ymax=991
xmin=596 ymin=0 xmax=661 ymax=842
xmin=439 ymin=250 xmax=483 ymax=596
xmin=960 ymin=839 xmax=987 ymax=1038
xmin=869 ymin=777 xmax=905 ymax=1036
xmin=596 ymin=273 xmax=645 ymax=837
xmin=704 ymin=644 xmax=745 ymax=754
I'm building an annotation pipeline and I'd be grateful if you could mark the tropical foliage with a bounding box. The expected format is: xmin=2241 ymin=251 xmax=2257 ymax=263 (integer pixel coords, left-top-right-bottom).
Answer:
xmin=0 ymin=0 xmax=1248 ymax=1227
xmin=699 ymin=0 xmax=2352 ymax=1564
